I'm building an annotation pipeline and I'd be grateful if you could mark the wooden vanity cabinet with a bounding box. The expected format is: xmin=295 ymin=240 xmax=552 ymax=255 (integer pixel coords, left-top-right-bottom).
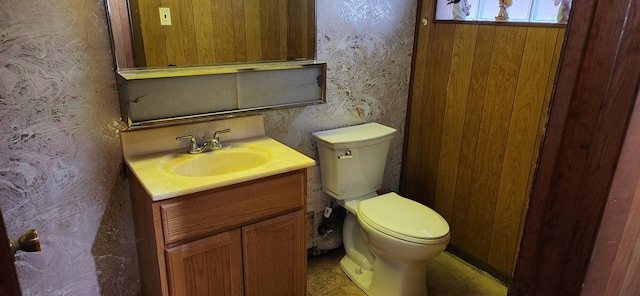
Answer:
xmin=129 ymin=169 xmax=308 ymax=296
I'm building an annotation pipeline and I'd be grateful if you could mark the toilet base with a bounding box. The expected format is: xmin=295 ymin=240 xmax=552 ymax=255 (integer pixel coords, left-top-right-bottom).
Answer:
xmin=340 ymin=252 xmax=430 ymax=296
xmin=340 ymin=255 xmax=373 ymax=294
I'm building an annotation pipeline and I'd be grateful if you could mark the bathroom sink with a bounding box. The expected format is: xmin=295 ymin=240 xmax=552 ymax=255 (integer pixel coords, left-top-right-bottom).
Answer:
xmin=124 ymin=135 xmax=315 ymax=201
xmin=161 ymin=146 xmax=271 ymax=177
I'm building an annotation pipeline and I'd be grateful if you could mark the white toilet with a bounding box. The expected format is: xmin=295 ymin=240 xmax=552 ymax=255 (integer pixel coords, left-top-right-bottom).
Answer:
xmin=312 ymin=122 xmax=450 ymax=296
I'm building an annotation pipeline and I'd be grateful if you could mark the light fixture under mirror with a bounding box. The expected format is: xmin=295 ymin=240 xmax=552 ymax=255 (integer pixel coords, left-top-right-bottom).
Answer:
xmin=104 ymin=0 xmax=325 ymax=129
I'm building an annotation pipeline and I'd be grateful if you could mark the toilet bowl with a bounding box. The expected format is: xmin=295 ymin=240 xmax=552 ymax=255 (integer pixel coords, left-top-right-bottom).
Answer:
xmin=340 ymin=193 xmax=449 ymax=296
xmin=312 ymin=123 xmax=451 ymax=296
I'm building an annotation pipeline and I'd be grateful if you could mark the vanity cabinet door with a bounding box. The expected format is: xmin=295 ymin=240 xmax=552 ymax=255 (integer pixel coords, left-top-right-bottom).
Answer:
xmin=242 ymin=210 xmax=306 ymax=296
xmin=165 ymin=229 xmax=244 ymax=296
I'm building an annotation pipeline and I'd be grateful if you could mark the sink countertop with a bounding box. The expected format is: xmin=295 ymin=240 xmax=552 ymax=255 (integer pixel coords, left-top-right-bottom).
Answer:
xmin=125 ymin=135 xmax=315 ymax=201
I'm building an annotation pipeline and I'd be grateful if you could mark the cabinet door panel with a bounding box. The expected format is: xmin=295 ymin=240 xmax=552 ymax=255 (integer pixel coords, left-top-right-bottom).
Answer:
xmin=166 ymin=229 xmax=243 ymax=296
xmin=242 ymin=210 xmax=306 ymax=296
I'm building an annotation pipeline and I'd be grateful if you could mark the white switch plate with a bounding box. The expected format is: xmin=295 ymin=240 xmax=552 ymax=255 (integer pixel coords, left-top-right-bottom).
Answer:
xmin=159 ymin=7 xmax=171 ymax=26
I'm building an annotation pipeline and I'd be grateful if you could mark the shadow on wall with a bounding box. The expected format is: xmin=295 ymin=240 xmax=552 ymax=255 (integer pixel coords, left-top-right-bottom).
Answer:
xmin=91 ymin=178 xmax=140 ymax=295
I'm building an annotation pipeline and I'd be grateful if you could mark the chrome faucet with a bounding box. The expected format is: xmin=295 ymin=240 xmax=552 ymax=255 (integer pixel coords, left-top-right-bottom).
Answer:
xmin=176 ymin=129 xmax=231 ymax=154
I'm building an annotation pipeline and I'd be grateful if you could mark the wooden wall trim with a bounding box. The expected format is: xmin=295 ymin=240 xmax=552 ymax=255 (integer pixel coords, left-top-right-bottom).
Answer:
xmin=511 ymin=0 xmax=640 ymax=294
xmin=104 ymin=0 xmax=134 ymax=68
xmin=581 ymin=94 xmax=640 ymax=295
xmin=0 ymin=209 xmax=21 ymax=296
xmin=401 ymin=0 xmax=434 ymax=195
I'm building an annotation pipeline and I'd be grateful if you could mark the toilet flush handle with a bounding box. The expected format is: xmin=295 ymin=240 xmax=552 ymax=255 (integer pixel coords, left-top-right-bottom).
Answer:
xmin=338 ymin=150 xmax=353 ymax=159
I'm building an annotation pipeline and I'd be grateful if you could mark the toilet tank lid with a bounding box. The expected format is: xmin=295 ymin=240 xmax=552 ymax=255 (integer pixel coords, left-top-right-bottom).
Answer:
xmin=358 ymin=193 xmax=450 ymax=241
xmin=312 ymin=123 xmax=397 ymax=147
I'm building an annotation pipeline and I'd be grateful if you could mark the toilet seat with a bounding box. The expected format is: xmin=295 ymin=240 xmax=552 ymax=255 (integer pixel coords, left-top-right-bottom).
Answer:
xmin=358 ymin=193 xmax=450 ymax=245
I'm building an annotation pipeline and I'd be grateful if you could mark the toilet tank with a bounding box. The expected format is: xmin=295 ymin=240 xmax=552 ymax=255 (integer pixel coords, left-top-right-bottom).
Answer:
xmin=312 ymin=123 xmax=397 ymax=200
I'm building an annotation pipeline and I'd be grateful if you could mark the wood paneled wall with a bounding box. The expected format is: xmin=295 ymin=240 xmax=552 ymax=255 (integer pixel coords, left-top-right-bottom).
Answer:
xmin=402 ymin=10 xmax=565 ymax=275
xmin=128 ymin=0 xmax=315 ymax=67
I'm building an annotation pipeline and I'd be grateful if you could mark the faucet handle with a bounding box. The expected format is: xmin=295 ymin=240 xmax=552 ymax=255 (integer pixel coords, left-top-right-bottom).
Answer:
xmin=210 ymin=129 xmax=231 ymax=150
xmin=176 ymin=135 xmax=199 ymax=153
xmin=212 ymin=128 xmax=231 ymax=139
xmin=176 ymin=135 xmax=196 ymax=142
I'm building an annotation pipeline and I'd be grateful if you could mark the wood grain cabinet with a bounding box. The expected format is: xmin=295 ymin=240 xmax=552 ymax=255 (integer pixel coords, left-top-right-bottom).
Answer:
xmin=129 ymin=170 xmax=307 ymax=296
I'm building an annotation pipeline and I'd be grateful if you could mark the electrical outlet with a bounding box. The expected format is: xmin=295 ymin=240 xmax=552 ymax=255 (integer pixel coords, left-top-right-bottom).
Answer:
xmin=159 ymin=7 xmax=172 ymax=26
xmin=323 ymin=207 xmax=332 ymax=218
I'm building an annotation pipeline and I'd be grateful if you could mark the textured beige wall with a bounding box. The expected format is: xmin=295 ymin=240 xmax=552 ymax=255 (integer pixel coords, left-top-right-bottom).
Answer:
xmin=0 ymin=0 xmax=416 ymax=294
xmin=1 ymin=0 xmax=138 ymax=295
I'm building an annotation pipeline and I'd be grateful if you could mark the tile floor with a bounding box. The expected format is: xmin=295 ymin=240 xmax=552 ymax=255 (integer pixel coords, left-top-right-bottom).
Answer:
xmin=307 ymin=248 xmax=507 ymax=296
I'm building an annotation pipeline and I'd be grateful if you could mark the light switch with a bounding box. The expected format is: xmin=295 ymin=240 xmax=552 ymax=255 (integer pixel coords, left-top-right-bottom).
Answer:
xmin=159 ymin=7 xmax=171 ymax=26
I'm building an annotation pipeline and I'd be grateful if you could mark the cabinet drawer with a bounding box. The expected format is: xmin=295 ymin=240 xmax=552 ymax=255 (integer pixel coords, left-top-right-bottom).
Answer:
xmin=160 ymin=171 xmax=305 ymax=244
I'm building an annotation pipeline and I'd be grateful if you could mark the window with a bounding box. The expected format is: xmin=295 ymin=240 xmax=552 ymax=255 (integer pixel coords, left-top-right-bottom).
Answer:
xmin=435 ymin=0 xmax=572 ymax=24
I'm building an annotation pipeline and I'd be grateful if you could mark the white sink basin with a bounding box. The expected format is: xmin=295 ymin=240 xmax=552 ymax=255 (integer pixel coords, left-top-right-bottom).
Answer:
xmin=161 ymin=146 xmax=271 ymax=177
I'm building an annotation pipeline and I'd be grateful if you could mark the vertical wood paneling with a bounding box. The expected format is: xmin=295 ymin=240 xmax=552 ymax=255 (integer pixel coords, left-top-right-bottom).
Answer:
xmin=517 ymin=28 xmax=565 ymax=248
xmin=161 ymin=0 xmax=185 ymax=66
xmin=192 ymin=0 xmax=216 ymax=64
xmin=211 ymin=0 xmax=235 ymax=63
xmin=287 ymin=0 xmax=302 ymax=59
xmin=415 ymin=23 xmax=455 ymax=207
xmin=434 ymin=24 xmax=478 ymax=222
xmin=259 ymin=0 xmax=282 ymax=61
xmin=304 ymin=0 xmax=316 ymax=58
xmin=287 ymin=0 xmax=312 ymax=59
xmin=232 ymin=1 xmax=248 ymax=62
xmin=137 ymin=0 xmax=168 ymax=66
xmin=129 ymin=0 xmax=148 ymax=66
xmin=278 ymin=0 xmax=288 ymax=59
xmin=488 ymin=27 xmax=560 ymax=273
xmin=130 ymin=0 xmax=314 ymax=67
xmin=244 ymin=0 xmax=263 ymax=61
xmin=296 ymin=0 xmax=316 ymax=58
xmin=464 ymin=26 xmax=527 ymax=260
xmin=179 ymin=0 xmax=199 ymax=65
xmin=403 ymin=15 xmax=564 ymax=274
xmin=449 ymin=25 xmax=495 ymax=245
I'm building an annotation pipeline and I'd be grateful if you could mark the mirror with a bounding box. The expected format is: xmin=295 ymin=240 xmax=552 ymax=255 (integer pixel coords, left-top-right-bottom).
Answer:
xmin=104 ymin=0 xmax=324 ymax=130
xmin=107 ymin=0 xmax=316 ymax=69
